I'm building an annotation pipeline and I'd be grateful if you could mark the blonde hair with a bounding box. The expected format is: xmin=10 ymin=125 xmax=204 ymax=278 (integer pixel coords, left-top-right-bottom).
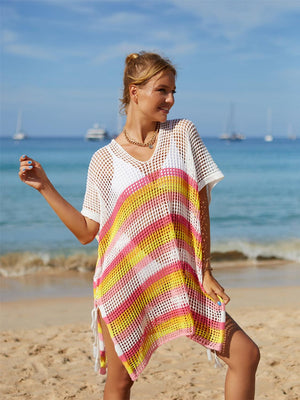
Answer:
xmin=120 ymin=51 xmax=177 ymax=114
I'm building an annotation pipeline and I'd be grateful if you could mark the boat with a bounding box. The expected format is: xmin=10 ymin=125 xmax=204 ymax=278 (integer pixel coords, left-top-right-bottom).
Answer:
xmin=220 ymin=133 xmax=245 ymax=141
xmin=220 ymin=103 xmax=245 ymax=141
xmin=287 ymin=123 xmax=296 ymax=140
xmin=13 ymin=132 xmax=27 ymax=140
xmin=13 ymin=110 xmax=28 ymax=140
xmin=264 ymin=135 xmax=273 ymax=142
xmin=85 ymin=123 xmax=108 ymax=141
xmin=264 ymin=107 xmax=273 ymax=142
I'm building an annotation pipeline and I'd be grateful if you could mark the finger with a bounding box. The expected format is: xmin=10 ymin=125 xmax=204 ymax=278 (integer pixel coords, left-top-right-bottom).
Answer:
xmin=19 ymin=154 xmax=29 ymax=162
xmin=206 ymin=289 xmax=220 ymax=304
xmin=20 ymin=159 xmax=34 ymax=168
xmin=217 ymin=291 xmax=230 ymax=305
xmin=20 ymin=165 xmax=33 ymax=172
xmin=222 ymin=292 xmax=230 ymax=305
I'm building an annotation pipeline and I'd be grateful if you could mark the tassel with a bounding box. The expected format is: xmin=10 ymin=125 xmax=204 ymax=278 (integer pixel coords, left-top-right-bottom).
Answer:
xmin=207 ymin=348 xmax=212 ymax=361
xmin=91 ymin=307 xmax=100 ymax=372
xmin=214 ymin=351 xmax=223 ymax=368
xmin=207 ymin=349 xmax=223 ymax=368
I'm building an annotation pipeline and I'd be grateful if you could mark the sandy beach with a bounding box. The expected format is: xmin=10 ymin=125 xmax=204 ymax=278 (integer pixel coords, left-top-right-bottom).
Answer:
xmin=1 ymin=268 xmax=300 ymax=399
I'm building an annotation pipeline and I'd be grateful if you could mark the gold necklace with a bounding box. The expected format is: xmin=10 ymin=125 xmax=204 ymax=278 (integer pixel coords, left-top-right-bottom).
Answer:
xmin=123 ymin=123 xmax=159 ymax=149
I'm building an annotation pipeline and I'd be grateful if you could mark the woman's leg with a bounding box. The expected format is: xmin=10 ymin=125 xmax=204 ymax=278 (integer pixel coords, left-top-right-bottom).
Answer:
xmin=98 ymin=312 xmax=134 ymax=400
xmin=217 ymin=314 xmax=260 ymax=400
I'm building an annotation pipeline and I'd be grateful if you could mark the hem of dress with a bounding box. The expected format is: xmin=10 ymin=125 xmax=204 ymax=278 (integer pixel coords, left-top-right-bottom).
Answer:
xmin=91 ymin=308 xmax=225 ymax=382
xmin=128 ymin=328 xmax=194 ymax=381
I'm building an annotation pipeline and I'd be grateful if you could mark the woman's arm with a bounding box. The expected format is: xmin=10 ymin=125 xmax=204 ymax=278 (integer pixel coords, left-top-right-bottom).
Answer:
xmin=19 ymin=155 xmax=99 ymax=245
xmin=199 ymin=186 xmax=230 ymax=305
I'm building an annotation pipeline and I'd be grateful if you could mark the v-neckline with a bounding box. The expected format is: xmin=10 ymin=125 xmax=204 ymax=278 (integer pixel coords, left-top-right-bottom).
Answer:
xmin=111 ymin=126 xmax=162 ymax=164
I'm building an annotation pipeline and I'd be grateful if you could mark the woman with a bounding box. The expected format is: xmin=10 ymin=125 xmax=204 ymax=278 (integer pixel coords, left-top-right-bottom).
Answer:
xmin=19 ymin=51 xmax=260 ymax=400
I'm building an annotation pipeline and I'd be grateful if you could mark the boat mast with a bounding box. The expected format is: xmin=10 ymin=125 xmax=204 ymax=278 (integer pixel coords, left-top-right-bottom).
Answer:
xmin=267 ymin=107 xmax=272 ymax=136
xmin=226 ymin=102 xmax=235 ymax=136
xmin=16 ymin=109 xmax=23 ymax=134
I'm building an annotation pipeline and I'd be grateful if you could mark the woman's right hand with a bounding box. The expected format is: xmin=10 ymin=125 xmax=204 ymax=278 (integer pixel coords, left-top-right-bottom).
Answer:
xmin=19 ymin=155 xmax=50 ymax=192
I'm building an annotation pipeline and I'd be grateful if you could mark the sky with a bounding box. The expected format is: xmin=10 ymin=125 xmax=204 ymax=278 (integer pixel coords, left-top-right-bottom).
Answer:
xmin=1 ymin=0 xmax=300 ymax=138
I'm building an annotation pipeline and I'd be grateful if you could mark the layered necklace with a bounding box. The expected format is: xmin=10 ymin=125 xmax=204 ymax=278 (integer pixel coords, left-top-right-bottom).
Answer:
xmin=123 ymin=123 xmax=160 ymax=149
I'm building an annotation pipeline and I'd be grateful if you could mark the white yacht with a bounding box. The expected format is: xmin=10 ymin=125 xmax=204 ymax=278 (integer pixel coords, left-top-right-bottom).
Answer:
xmin=85 ymin=123 xmax=108 ymax=141
xmin=264 ymin=134 xmax=273 ymax=142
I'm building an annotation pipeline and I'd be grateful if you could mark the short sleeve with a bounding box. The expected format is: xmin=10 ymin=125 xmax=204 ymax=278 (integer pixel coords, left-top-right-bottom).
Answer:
xmin=81 ymin=155 xmax=101 ymax=223
xmin=186 ymin=120 xmax=224 ymax=202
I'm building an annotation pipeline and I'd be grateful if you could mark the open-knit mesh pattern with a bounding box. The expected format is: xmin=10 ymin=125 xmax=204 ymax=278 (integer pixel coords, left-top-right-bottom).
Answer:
xmin=82 ymin=119 xmax=225 ymax=381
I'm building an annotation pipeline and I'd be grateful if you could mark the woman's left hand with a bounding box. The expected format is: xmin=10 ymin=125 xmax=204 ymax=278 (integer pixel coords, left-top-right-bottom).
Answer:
xmin=203 ymin=271 xmax=230 ymax=305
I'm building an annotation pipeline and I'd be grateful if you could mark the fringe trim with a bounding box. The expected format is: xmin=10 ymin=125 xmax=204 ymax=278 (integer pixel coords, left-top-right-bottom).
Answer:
xmin=91 ymin=308 xmax=100 ymax=372
xmin=207 ymin=349 xmax=223 ymax=369
xmin=91 ymin=307 xmax=107 ymax=375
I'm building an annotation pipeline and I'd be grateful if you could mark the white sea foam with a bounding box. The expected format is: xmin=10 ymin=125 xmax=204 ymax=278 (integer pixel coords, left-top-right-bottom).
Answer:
xmin=212 ymin=238 xmax=300 ymax=263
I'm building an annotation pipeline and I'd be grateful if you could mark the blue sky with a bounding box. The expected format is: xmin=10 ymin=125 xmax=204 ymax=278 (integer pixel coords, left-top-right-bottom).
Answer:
xmin=1 ymin=0 xmax=300 ymax=138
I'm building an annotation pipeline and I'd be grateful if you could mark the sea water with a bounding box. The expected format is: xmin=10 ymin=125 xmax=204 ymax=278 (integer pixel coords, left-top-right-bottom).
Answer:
xmin=1 ymin=134 xmax=300 ymax=275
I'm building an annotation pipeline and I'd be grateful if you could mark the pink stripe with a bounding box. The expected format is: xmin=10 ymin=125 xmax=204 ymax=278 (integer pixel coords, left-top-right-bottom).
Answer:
xmin=97 ymin=190 xmax=200 ymax=267
xmin=111 ymin=284 xmax=225 ymax=346
xmin=117 ymin=307 xmax=193 ymax=362
xmin=103 ymin=261 xmax=185 ymax=322
xmin=97 ymin=168 xmax=199 ymax=244
xmin=93 ymin=235 xmax=200 ymax=293
xmin=126 ymin=328 xmax=194 ymax=381
xmin=111 ymin=288 xmax=190 ymax=344
xmin=94 ymin=213 xmax=202 ymax=289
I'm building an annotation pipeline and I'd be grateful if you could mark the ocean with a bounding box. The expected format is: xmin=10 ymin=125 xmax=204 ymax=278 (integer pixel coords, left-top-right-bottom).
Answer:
xmin=1 ymin=134 xmax=300 ymax=282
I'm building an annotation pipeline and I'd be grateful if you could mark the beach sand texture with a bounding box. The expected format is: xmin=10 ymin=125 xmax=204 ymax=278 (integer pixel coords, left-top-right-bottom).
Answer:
xmin=1 ymin=285 xmax=300 ymax=400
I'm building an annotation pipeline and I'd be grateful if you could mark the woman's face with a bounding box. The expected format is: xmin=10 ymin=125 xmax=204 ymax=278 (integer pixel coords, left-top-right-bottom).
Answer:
xmin=134 ymin=71 xmax=176 ymax=123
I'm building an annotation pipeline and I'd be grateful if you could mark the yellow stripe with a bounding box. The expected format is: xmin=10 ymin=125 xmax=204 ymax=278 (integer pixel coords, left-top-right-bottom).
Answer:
xmin=97 ymin=175 xmax=200 ymax=260
xmin=123 ymin=314 xmax=194 ymax=375
xmin=194 ymin=322 xmax=224 ymax=344
xmin=107 ymin=270 xmax=186 ymax=336
xmin=98 ymin=220 xmax=202 ymax=298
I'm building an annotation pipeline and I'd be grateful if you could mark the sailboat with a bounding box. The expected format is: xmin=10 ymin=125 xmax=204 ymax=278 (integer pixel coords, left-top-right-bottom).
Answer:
xmin=264 ymin=108 xmax=273 ymax=142
xmin=13 ymin=110 xmax=28 ymax=140
xmin=220 ymin=103 xmax=245 ymax=141
xmin=287 ymin=123 xmax=296 ymax=141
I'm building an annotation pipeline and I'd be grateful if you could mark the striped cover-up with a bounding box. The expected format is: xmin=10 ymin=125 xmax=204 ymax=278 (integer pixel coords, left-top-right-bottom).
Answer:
xmin=82 ymin=119 xmax=225 ymax=381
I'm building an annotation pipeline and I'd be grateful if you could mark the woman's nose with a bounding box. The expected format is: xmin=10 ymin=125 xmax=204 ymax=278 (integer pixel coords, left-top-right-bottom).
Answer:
xmin=166 ymin=92 xmax=175 ymax=105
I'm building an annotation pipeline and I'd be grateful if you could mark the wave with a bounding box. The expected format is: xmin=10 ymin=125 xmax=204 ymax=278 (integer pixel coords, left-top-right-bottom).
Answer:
xmin=1 ymin=238 xmax=299 ymax=278
xmin=0 ymin=251 xmax=97 ymax=278
xmin=212 ymin=238 xmax=300 ymax=263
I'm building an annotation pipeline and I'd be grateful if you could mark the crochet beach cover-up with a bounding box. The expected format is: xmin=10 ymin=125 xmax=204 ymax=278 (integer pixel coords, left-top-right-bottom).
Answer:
xmin=81 ymin=119 xmax=225 ymax=381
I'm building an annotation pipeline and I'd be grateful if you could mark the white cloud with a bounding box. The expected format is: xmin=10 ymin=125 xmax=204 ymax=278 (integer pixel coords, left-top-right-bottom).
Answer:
xmin=98 ymin=11 xmax=147 ymax=28
xmin=271 ymin=37 xmax=300 ymax=57
xmin=17 ymin=0 xmax=97 ymax=15
xmin=1 ymin=29 xmax=56 ymax=61
xmin=93 ymin=41 xmax=151 ymax=64
xmin=0 ymin=29 xmax=18 ymax=44
xmin=166 ymin=0 xmax=300 ymax=40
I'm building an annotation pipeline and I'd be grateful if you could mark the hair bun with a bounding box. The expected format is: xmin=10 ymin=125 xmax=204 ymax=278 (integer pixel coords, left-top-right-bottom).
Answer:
xmin=125 ymin=53 xmax=139 ymax=64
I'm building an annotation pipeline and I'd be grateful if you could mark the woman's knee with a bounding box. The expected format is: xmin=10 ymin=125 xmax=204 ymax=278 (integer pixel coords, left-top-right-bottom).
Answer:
xmin=106 ymin=367 xmax=134 ymax=393
xmin=232 ymin=335 xmax=260 ymax=371
xmin=219 ymin=317 xmax=260 ymax=372
xmin=247 ymin=340 xmax=260 ymax=370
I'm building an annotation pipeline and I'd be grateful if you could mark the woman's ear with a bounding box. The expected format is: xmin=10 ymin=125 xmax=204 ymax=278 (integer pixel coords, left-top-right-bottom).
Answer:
xmin=129 ymin=84 xmax=138 ymax=104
